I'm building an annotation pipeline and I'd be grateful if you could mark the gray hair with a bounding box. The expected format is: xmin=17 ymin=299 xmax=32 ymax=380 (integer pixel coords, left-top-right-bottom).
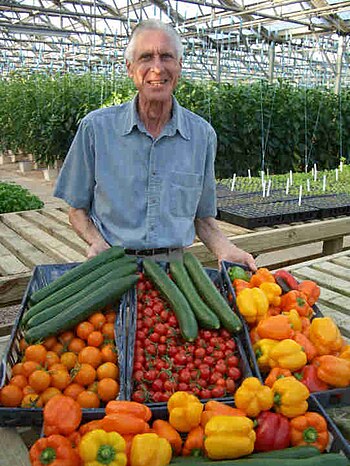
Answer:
xmin=124 ymin=20 xmax=183 ymax=62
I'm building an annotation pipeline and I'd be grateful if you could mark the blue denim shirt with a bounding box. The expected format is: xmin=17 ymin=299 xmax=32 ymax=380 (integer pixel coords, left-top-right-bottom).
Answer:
xmin=54 ymin=95 xmax=217 ymax=249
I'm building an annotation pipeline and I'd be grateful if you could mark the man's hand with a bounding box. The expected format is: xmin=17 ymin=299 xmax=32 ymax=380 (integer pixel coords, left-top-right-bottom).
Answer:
xmin=87 ymin=239 xmax=110 ymax=259
xmin=217 ymin=245 xmax=257 ymax=272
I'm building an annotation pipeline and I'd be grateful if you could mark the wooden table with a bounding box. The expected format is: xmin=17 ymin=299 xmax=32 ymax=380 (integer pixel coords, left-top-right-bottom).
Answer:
xmin=0 ymin=206 xmax=350 ymax=307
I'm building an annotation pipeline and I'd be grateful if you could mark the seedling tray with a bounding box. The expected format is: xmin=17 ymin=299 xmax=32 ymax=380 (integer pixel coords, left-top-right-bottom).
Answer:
xmin=304 ymin=193 xmax=350 ymax=218
xmin=0 ymin=263 xmax=128 ymax=427
xmin=219 ymin=200 xmax=320 ymax=228
xmin=126 ymin=262 xmax=252 ymax=420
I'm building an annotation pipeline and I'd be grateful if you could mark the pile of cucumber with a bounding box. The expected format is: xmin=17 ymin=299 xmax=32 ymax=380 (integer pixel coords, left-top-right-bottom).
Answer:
xmin=23 ymin=246 xmax=139 ymax=343
xmin=143 ymin=252 xmax=242 ymax=342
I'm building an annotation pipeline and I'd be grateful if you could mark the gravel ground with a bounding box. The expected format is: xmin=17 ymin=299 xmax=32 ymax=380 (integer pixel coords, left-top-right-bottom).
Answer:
xmin=0 ymin=304 xmax=21 ymax=327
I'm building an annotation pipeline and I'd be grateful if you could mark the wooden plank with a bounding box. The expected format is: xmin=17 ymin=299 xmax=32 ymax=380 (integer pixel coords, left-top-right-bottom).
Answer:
xmin=20 ymin=211 xmax=87 ymax=255
xmin=41 ymin=208 xmax=71 ymax=226
xmin=0 ymin=243 xmax=29 ymax=275
xmin=316 ymin=288 xmax=350 ymax=316
xmin=311 ymin=261 xmax=350 ymax=281
xmin=0 ymin=428 xmax=31 ymax=466
xmin=0 ymin=273 xmax=31 ymax=306
xmin=2 ymin=214 xmax=86 ymax=263
xmin=332 ymin=256 xmax=350 ymax=268
xmin=292 ymin=267 xmax=350 ymax=298
xmin=0 ymin=222 xmax=54 ymax=268
xmin=287 ymin=249 xmax=350 ymax=271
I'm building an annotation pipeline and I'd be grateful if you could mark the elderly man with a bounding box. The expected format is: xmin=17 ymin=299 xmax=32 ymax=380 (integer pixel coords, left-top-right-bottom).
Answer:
xmin=54 ymin=19 xmax=256 ymax=270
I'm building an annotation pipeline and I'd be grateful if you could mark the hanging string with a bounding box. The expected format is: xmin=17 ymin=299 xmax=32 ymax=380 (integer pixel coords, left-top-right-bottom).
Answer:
xmin=339 ymin=91 xmax=343 ymax=161
xmin=304 ymin=87 xmax=308 ymax=171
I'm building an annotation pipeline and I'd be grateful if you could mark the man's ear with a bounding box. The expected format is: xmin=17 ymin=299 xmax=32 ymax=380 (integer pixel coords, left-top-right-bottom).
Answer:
xmin=126 ymin=60 xmax=133 ymax=78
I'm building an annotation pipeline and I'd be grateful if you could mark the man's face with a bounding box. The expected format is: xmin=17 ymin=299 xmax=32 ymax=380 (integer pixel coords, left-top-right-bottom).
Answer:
xmin=126 ymin=29 xmax=182 ymax=102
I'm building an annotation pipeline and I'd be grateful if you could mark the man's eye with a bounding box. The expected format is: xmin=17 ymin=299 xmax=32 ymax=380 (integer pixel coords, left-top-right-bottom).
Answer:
xmin=139 ymin=55 xmax=152 ymax=61
xmin=161 ymin=54 xmax=174 ymax=60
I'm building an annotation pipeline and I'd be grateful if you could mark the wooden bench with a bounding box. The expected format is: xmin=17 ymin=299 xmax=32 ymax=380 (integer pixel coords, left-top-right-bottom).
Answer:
xmin=0 ymin=207 xmax=349 ymax=306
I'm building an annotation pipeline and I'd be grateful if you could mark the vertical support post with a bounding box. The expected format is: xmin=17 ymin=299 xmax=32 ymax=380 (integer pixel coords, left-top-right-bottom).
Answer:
xmin=268 ymin=41 xmax=275 ymax=84
xmin=334 ymin=35 xmax=344 ymax=95
xmin=216 ymin=46 xmax=221 ymax=83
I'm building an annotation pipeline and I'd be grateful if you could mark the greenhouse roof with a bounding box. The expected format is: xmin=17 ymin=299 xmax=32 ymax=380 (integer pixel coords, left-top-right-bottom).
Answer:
xmin=1 ymin=0 xmax=349 ymax=85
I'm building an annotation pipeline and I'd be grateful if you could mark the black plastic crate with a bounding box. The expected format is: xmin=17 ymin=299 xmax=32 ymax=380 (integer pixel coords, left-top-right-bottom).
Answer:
xmin=221 ymin=260 xmax=324 ymax=384
xmin=310 ymin=388 xmax=350 ymax=458
xmin=304 ymin=193 xmax=350 ymax=218
xmin=219 ymin=200 xmax=320 ymax=228
xmin=0 ymin=263 xmax=128 ymax=427
xmin=125 ymin=262 xmax=252 ymax=420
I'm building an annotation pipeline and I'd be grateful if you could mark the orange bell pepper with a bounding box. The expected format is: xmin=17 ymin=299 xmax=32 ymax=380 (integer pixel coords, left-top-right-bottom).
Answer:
xmin=201 ymin=401 xmax=246 ymax=428
xmin=256 ymin=314 xmax=293 ymax=340
xmin=292 ymin=332 xmax=317 ymax=363
xmin=309 ymin=317 xmax=343 ymax=355
xmin=233 ymin=278 xmax=251 ymax=295
xmin=297 ymin=280 xmax=320 ymax=306
xmin=265 ymin=367 xmax=292 ymax=388
xmin=152 ymin=420 xmax=182 ymax=456
xmin=43 ymin=394 xmax=82 ymax=437
xmin=99 ymin=413 xmax=150 ymax=435
xmin=340 ymin=345 xmax=350 ymax=361
xmin=182 ymin=426 xmax=205 ymax=457
xmin=29 ymin=434 xmax=81 ymax=466
xmin=314 ymin=355 xmax=350 ymax=388
xmin=250 ymin=326 xmax=260 ymax=345
xmin=290 ymin=412 xmax=329 ymax=452
xmin=280 ymin=290 xmax=313 ymax=318
xmin=105 ymin=401 xmax=152 ymax=421
xmin=250 ymin=268 xmax=275 ymax=287
xmin=301 ymin=316 xmax=311 ymax=337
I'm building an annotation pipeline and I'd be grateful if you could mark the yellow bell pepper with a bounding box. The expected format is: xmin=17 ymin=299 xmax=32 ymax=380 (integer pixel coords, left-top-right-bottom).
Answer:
xmin=204 ymin=415 xmax=256 ymax=460
xmin=340 ymin=345 xmax=350 ymax=361
xmin=272 ymin=376 xmax=309 ymax=418
xmin=236 ymin=287 xmax=269 ymax=324
xmin=282 ymin=309 xmax=302 ymax=332
xmin=234 ymin=377 xmax=274 ymax=417
xmin=269 ymin=339 xmax=307 ymax=371
xmin=309 ymin=317 xmax=343 ymax=355
xmin=253 ymin=338 xmax=279 ymax=371
xmin=259 ymin=282 xmax=282 ymax=307
xmin=130 ymin=433 xmax=172 ymax=466
xmin=79 ymin=429 xmax=127 ymax=466
xmin=168 ymin=391 xmax=203 ymax=432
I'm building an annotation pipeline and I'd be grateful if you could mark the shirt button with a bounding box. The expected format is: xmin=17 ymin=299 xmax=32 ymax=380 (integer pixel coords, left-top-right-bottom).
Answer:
xmin=152 ymin=171 xmax=156 ymax=175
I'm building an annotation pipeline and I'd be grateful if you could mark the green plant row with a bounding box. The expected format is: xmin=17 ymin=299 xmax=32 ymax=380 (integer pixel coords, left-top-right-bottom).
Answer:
xmin=0 ymin=182 xmax=44 ymax=214
xmin=0 ymin=72 xmax=349 ymax=176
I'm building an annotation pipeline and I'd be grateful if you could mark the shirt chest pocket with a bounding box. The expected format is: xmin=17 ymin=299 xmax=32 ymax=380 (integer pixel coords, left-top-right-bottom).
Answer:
xmin=170 ymin=171 xmax=203 ymax=218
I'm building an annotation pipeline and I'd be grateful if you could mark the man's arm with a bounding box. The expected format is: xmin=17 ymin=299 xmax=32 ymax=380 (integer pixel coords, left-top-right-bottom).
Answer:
xmin=195 ymin=217 xmax=257 ymax=271
xmin=69 ymin=207 xmax=110 ymax=259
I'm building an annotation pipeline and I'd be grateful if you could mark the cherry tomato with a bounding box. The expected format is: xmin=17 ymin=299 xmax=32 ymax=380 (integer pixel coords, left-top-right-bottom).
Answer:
xmin=211 ymin=386 xmax=226 ymax=398
xmin=132 ymin=390 xmax=147 ymax=403
xmin=228 ymin=366 xmax=241 ymax=380
xmin=227 ymin=355 xmax=239 ymax=367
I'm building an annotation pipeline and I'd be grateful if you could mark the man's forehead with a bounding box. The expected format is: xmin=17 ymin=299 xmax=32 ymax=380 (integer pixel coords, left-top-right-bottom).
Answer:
xmin=134 ymin=31 xmax=176 ymax=53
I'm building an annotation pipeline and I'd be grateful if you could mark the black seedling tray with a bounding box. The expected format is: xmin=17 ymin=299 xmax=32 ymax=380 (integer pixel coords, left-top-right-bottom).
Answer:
xmin=304 ymin=193 xmax=350 ymax=218
xmin=0 ymin=263 xmax=128 ymax=427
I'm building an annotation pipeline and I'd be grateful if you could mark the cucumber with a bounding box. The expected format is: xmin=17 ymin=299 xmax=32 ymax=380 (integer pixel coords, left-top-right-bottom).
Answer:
xmin=25 ymin=261 xmax=138 ymax=329
xmin=169 ymin=261 xmax=220 ymax=330
xmin=170 ymin=453 xmax=348 ymax=466
xmin=143 ymin=259 xmax=198 ymax=342
xmin=246 ymin=446 xmax=321 ymax=459
xmin=28 ymin=245 xmax=125 ymax=305
xmin=183 ymin=252 xmax=242 ymax=334
xmin=25 ymin=272 xmax=139 ymax=343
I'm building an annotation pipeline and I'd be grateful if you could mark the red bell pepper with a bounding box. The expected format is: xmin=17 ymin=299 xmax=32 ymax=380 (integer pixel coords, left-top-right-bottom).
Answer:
xmin=254 ymin=411 xmax=290 ymax=452
xmin=294 ymin=364 xmax=329 ymax=393
xmin=274 ymin=270 xmax=299 ymax=291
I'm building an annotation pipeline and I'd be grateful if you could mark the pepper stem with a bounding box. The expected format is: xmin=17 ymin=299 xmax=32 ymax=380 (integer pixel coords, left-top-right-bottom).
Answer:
xmin=303 ymin=427 xmax=319 ymax=443
xmin=97 ymin=444 xmax=117 ymax=465
xmin=39 ymin=447 xmax=57 ymax=465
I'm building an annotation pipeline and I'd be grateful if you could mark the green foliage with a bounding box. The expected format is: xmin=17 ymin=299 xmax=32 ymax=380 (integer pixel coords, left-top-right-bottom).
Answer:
xmin=0 ymin=72 xmax=349 ymax=177
xmin=0 ymin=182 xmax=44 ymax=213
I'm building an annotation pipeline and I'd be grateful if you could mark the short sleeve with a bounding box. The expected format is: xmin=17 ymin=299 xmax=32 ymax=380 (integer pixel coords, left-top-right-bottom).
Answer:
xmin=54 ymin=117 xmax=95 ymax=210
xmin=195 ymin=126 xmax=217 ymax=218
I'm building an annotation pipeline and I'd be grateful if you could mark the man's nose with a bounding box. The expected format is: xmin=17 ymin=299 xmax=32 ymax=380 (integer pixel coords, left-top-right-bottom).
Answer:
xmin=150 ymin=55 xmax=163 ymax=72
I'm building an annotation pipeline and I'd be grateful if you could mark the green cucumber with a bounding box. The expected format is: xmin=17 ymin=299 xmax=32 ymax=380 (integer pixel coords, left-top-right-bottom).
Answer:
xmin=169 ymin=261 xmax=220 ymax=330
xmin=143 ymin=259 xmax=198 ymax=342
xmin=25 ymin=272 xmax=139 ymax=343
xmin=22 ymin=255 xmax=136 ymax=327
xmin=25 ymin=261 xmax=138 ymax=329
xmin=246 ymin=446 xmax=321 ymax=459
xmin=29 ymin=245 xmax=125 ymax=305
xmin=170 ymin=453 xmax=348 ymax=465
xmin=183 ymin=252 xmax=242 ymax=334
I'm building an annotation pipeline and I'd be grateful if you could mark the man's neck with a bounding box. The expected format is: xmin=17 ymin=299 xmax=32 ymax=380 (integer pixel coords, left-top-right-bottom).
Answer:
xmin=137 ymin=95 xmax=173 ymax=138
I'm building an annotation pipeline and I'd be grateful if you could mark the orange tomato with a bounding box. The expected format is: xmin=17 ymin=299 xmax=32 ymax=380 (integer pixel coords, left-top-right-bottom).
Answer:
xmin=51 ymin=342 xmax=65 ymax=355
xmin=76 ymin=390 xmax=100 ymax=408
xmin=58 ymin=330 xmax=75 ymax=345
xmin=19 ymin=338 xmax=29 ymax=353
xmin=50 ymin=369 xmax=71 ymax=390
xmin=0 ymin=384 xmax=23 ymax=407
xmin=21 ymin=393 xmax=43 ymax=408
xmin=10 ymin=374 xmax=28 ymax=389
xmin=11 ymin=362 xmax=25 ymax=376
xmin=29 ymin=370 xmax=51 ymax=393
xmin=76 ymin=321 xmax=95 ymax=341
xmin=97 ymin=378 xmax=119 ymax=402
xmin=87 ymin=331 xmax=104 ymax=348
xmin=23 ymin=385 xmax=36 ymax=396
xmin=68 ymin=338 xmax=86 ymax=354
xmin=43 ymin=336 xmax=58 ymax=351
xmin=101 ymin=323 xmax=115 ymax=340
xmin=100 ymin=345 xmax=118 ymax=364
xmin=49 ymin=363 xmax=68 ymax=372
xmin=89 ymin=312 xmax=106 ymax=330
xmin=73 ymin=363 xmax=96 ymax=386
xmin=45 ymin=351 xmax=60 ymax=368
xmin=63 ymin=383 xmax=85 ymax=401
xmin=40 ymin=387 xmax=61 ymax=405
xmin=96 ymin=362 xmax=119 ymax=381
xmin=60 ymin=352 xmax=78 ymax=371
xmin=25 ymin=344 xmax=47 ymax=365
xmin=78 ymin=346 xmax=102 ymax=368
xmin=22 ymin=360 xmax=41 ymax=378
xmin=105 ymin=311 xmax=116 ymax=323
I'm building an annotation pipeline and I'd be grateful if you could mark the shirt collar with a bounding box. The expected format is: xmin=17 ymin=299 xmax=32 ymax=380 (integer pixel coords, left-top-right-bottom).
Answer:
xmin=122 ymin=94 xmax=190 ymax=141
